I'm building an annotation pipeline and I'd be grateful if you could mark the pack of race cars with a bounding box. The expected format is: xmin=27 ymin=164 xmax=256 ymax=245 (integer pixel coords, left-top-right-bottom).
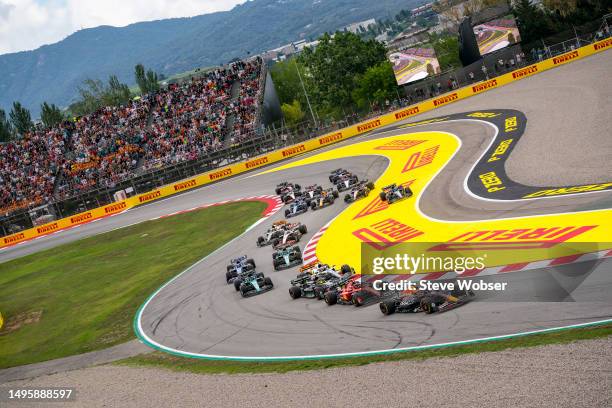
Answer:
xmin=221 ymin=168 xmax=474 ymax=315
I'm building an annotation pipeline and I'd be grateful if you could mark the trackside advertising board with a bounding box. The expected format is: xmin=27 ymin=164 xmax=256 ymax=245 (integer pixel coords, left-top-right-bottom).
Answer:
xmin=1 ymin=39 xmax=610 ymax=249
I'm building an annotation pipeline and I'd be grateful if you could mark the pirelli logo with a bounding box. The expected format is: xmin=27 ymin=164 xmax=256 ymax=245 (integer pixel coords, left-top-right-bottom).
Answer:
xmin=37 ymin=222 xmax=59 ymax=234
xmin=512 ymin=65 xmax=538 ymax=79
xmin=430 ymin=225 xmax=596 ymax=251
xmin=70 ymin=212 xmax=93 ymax=224
xmin=318 ymin=132 xmax=342 ymax=145
xmin=553 ymin=50 xmax=579 ymax=65
xmin=523 ymin=182 xmax=612 ymax=198
xmin=353 ymin=218 xmax=424 ymax=250
xmin=104 ymin=202 xmax=128 ymax=214
xmin=432 ymin=93 xmax=458 ymax=107
xmin=173 ymin=179 xmax=197 ymax=192
xmin=282 ymin=145 xmax=306 ymax=157
xmin=209 ymin=168 xmax=232 ymax=180
xmin=594 ymin=38 xmax=612 ymax=51
xmin=394 ymin=106 xmax=419 ymax=120
xmin=138 ymin=190 xmax=162 ymax=203
xmin=245 ymin=157 xmax=269 ymax=169
xmin=472 ymin=79 xmax=497 ymax=94
xmin=357 ymin=119 xmax=381 ymax=132
xmin=4 ymin=232 xmax=25 ymax=244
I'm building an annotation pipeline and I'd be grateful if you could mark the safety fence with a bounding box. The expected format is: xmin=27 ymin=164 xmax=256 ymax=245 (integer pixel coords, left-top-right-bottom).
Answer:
xmin=1 ymin=38 xmax=610 ymax=249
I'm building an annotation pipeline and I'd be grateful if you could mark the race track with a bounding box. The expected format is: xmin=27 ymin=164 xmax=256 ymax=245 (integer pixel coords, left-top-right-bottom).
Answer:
xmin=1 ymin=49 xmax=611 ymax=360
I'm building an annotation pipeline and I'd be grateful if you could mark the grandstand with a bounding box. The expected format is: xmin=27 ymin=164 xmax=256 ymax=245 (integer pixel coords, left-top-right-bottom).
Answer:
xmin=0 ymin=58 xmax=265 ymax=235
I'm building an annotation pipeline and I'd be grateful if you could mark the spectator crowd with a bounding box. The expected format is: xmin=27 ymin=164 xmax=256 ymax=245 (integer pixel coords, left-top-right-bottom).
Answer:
xmin=0 ymin=58 xmax=263 ymax=215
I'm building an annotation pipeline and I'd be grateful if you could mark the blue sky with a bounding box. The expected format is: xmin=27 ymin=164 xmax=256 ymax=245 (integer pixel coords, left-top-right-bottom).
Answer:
xmin=0 ymin=0 xmax=246 ymax=55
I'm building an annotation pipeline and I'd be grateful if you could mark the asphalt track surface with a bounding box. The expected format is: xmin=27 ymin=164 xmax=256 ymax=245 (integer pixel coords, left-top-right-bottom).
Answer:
xmin=1 ymin=49 xmax=611 ymax=359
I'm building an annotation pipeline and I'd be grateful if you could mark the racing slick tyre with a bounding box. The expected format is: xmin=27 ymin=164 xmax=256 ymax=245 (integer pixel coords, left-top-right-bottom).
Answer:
xmin=283 ymin=196 xmax=292 ymax=203
xmin=332 ymin=190 xmax=339 ymax=198
xmin=420 ymin=297 xmax=438 ymax=314
xmin=344 ymin=194 xmax=351 ymax=203
xmin=227 ymin=265 xmax=233 ymax=272
xmin=240 ymin=283 xmax=252 ymax=297
xmin=310 ymin=202 xmax=317 ymax=211
xmin=247 ymin=258 xmax=256 ymax=268
xmin=275 ymin=187 xmax=282 ymax=195
xmin=404 ymin=186 xmax=413 ymax=197
xmin=289 ymin=286 xmax=302 ymax=299
xmin=366 ymin=182 xmax=375 ymax=190
xmin=264 ymin=277 xmax=273 ymax=288
xmin=226 ymin=271 xmax=234 ymax=284
xmin=234 ymin=278 xmax=243 ymax=292
xmin=380 ymin=300 xmax=396 ymax=315
xmin=324 ymin=290 xmax=338 ymax=305
xmin=273 ymin=239 xmax=280 ymax=248
xmin=285 ymin=209 xmax=290 ymax=218
xmin=352 ymin=292 xmax=366 ymax=307
xmin=341 ymin=264 xmax=352 ymax=275
xmin=379 ymin=192 xmax=387 ymax=201
xmin=257 ymin=236 xmax=265 ymax=246
xmin=294 ymin=184 xmax=301 ymax=191
xmin=313 ymin=287 xmax=325 ymax=300
xmin=298 ymin=224 xmax=308 ymax=234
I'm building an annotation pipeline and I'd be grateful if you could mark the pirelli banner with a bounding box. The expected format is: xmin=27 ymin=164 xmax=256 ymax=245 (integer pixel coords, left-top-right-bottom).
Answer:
xmin=1 ymin=39 xmax=610 ymax=249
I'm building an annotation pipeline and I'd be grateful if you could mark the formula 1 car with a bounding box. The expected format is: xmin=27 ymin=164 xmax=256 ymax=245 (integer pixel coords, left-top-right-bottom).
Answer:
xmin=289 ymin=264 xmax=353 ymax=300
xmin=324 ymin=276 xmax=383 ymax=307
xmin=329 ymin=169 xmax=351 ymax=184
xmin=344 ymin=181 xmax=376 ymax=203
xmin=379 ymin=183 xmax=413 ymax=204
xmin=272 ymin=223 xmax=308 ymax=249
xmin=275 ymin=182 xmax=301 ymax=195
xmin=335 ymin=173 xmax=360 ymax=192
xmin=379 ymin=287 xmax=475 ymax=315
xmin=285 ymin=198 xmax=309 ymax=218
xmin=309 ymin=189 xmax=339 ymax=210
xmin=272 ymin=245 xmax=302 ymax=270
xmin=226 ymin=255 xmax=256 ymax=283
xmin=257 ymin=221 xmax=290 ymax=247
xmin=233 ymin=270 xmax=274 ymax=297
xmin=301 ymin=185 xmax=324 ymax=203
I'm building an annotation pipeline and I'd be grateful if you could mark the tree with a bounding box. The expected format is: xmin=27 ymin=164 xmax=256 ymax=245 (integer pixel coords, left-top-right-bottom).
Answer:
xmin=0 ymin=109 xmax=13 ymax=142
xmin=542 ymin=0 xmax=578 ymax=18
xmin=135 ymin=63 xmax=147 ymax=94
xmin=69 ymin=75 xmax=132 ymax=116
xmin=135 ymin=63 xmax=161 ymax=94
xmin=9 ymin=102 xmax=33 ymax=136
xmin=352 ymin=62 xmax=398 ymax=110
xmin=298 ymin=31 xmax=388 ymax=115
xmin=40 ymin=102 xmax=65 ymax=129
xmin=281 ymin=100 xmax=305 ymax=126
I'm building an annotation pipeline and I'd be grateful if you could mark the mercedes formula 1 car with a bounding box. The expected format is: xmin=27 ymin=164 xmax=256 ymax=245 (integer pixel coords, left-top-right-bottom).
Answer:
xmin=379 ymin=183 xmax=413 ymax=204
xmin=233 ymin=269 xmax=274 ymax=298
xmin=344 ymin=181 xmax=376 ymax=203
xmin=329 ymin=169 xmax=351 ymax=184
xmin=289 ymin=264 xmax=353 ymax=300
xmin=272 ymin=223 xmax=307 ymax=250
xmin=226 ymin=255 xmax=256 ymax=283
xmin=335 ymin=173 xmax=360 ymax=192
xmin=285 ymin=198 xmax=309 ymax=218
xmin=309 ymin=189 xmax=339 ymax=210
xmin=379 ymin=287 xmax=475 ymax=315
xmin=272 ymin=245 xmax=302 ymax=270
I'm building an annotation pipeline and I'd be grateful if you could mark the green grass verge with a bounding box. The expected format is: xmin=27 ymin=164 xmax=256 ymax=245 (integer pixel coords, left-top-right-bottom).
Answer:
xmin=118 ymin=323 xmax=612 ymax=375
xmin=0 ymin=201 xmax=266 ymax=369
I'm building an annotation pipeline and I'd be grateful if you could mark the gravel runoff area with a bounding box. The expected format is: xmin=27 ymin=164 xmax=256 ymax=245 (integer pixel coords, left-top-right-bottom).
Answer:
xmin=3 ymin=337 xmax=611 ymax=408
